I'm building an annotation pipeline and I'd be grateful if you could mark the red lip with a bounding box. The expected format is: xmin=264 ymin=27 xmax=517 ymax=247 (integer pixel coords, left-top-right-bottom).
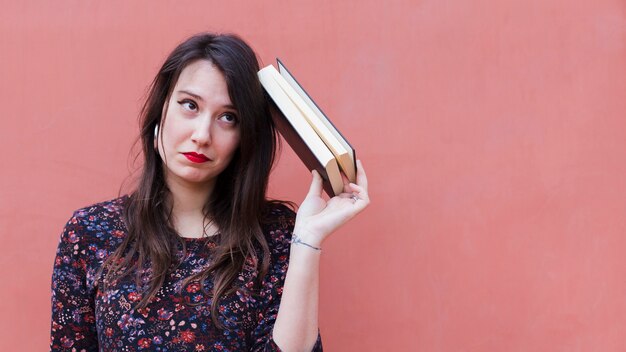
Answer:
xmin=183 ymin=152 xmax=210 ymax=163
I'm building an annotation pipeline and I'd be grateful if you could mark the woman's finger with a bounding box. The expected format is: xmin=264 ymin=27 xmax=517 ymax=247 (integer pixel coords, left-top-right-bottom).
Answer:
xmin=336 ymin=192 xmax=356 ymax=201
xmin=348 ymin=181 xmax=369 ymax=200
xmin=356 ymin=159 xmax=368 ymax=190
xmin=306 ymin=170 xmax=324 ymax=198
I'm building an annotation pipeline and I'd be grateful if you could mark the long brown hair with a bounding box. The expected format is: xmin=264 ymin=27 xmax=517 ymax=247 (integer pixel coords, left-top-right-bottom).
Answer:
xmin=100 ymin=33 xmax=282 ymax=328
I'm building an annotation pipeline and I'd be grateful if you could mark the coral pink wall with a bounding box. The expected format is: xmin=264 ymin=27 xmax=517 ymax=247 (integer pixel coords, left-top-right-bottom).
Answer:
xmin=2 ymin=1 xmax=626 ymax=350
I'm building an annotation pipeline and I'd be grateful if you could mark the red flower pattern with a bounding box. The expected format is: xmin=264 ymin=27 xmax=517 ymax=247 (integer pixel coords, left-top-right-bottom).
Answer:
xmin=138 ymin=338 xmax=151 ymax=348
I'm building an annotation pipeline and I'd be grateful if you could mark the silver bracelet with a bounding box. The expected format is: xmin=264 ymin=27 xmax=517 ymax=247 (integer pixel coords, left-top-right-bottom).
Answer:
xmin=291 ymin=234 xmax=322 ymax=251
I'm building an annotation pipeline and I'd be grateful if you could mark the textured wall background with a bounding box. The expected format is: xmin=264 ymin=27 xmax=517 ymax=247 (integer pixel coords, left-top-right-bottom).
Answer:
xmin=1 ymin=0 xmax=626 ymax=350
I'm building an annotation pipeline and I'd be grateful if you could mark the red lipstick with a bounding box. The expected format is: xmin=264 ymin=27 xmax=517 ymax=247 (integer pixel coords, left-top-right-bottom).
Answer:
xmin=183 ymin=152 xmax=210 ymax=163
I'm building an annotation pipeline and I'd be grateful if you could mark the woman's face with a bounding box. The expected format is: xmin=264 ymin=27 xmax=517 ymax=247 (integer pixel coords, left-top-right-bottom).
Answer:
xmin=157 ymin=60 xmax=240 ymax=189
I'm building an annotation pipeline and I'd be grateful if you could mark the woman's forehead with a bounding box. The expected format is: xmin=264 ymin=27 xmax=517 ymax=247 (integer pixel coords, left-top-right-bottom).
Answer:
xmin=172 ymin=60 xmax=233 ymax=108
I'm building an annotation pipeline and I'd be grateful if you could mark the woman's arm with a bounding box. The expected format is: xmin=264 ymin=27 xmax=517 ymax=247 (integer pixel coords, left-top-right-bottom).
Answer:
xmin=273 ymin=160 xmax=370 ymax=351
xmin=50 ymin=213 xmax=99 ymax=351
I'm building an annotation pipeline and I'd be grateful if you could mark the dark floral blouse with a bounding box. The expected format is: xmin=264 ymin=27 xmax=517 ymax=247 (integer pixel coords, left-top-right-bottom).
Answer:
xmin=50 ymin=196 xmax=322 ymax=351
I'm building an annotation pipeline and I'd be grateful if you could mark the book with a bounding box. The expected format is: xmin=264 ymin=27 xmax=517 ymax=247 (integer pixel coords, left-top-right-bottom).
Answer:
xmin=258 ymin=59 xmax=356 ymax=197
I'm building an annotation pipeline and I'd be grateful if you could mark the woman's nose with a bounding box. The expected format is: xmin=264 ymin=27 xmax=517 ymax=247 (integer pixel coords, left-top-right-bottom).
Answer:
xmin=191 ymin=117 xmax=212 ymax=145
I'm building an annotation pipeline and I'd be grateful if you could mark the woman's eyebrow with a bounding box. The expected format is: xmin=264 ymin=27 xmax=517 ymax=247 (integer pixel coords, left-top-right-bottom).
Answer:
xmin=177 ymin=89 xmax=236 ymax=110
xmin=177 ymin=89 xmax=204 ymax=101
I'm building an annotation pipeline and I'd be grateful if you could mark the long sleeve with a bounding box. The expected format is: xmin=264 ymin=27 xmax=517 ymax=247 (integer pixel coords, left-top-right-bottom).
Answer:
xmin=50 ymin=213 xmax=99 ymax=351
xmin=250 ymin=209 xmax=322 ymax=352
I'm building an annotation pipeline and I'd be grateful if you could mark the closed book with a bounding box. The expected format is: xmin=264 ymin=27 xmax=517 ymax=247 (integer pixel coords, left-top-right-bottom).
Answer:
xmin=258 ymin=60 xmax=356 ymax=196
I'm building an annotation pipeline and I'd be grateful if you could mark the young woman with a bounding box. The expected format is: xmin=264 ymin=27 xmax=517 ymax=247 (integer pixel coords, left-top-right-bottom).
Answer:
xmin=50 ymin=33 xmax=369 ymax=351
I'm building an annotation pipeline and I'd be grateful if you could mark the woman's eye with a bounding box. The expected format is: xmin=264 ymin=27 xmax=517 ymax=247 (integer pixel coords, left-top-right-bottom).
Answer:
xmin=220 ymin=113 xmax=238 ymax=124
xmin=178 ymin=99 xmax=197 ymax=111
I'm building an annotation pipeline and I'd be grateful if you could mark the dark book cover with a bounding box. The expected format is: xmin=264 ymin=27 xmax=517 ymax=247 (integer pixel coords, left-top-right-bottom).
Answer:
xmin=269 ymin=100 xmax=339 ymax=197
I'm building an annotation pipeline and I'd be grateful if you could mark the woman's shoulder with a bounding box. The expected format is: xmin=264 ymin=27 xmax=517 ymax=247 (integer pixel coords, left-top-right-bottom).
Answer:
xmin=263 ymin=200 xmax=296 ymax=229
xmin=54 ymin=196 xmax=130 ymax=291
xmin=59 ymin=195 xmax=130 ymax=249
xmin=261 ymin=200 xmax=296 ymax=252
xmin=71 ymin=195 xmax=129 ymax=220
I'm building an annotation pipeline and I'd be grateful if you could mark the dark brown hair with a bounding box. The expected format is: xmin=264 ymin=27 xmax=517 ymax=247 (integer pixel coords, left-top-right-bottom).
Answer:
xmin=101 ymin=33 xmax=282 ymax=328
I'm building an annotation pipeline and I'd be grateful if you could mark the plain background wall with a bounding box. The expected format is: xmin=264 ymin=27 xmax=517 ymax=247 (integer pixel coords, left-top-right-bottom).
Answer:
xmin=1 ymin=0 xmax=626 ymax=350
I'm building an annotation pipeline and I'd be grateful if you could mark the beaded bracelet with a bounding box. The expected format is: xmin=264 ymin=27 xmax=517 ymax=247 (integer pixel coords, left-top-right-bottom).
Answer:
xmin=291 ymin=234 xmax=322 ymax=251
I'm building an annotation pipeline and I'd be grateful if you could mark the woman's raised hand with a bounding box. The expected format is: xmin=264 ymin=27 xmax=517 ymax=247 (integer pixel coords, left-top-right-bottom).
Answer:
xmin=293 ymin=159 xmax=370 ymax=248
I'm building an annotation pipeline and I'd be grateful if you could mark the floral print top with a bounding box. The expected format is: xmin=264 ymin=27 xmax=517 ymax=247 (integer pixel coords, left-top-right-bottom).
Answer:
xmin=50 ymin=196 xmax=322 ymax=351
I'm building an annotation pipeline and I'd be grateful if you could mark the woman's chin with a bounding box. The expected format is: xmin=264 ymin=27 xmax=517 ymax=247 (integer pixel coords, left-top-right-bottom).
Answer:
xmin=167 ymin=169 xmax=217 ymax=187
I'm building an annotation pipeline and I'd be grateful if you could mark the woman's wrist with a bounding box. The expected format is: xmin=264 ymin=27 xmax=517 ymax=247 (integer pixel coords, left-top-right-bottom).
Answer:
xmin=292 ymin=225 xmax=324 ymax=247
xmin=291 ymin=234 xmax=322 ymax=251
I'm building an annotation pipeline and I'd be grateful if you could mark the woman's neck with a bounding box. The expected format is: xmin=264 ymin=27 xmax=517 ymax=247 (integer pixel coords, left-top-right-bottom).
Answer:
xmin=165 ymin=174 xmax=216 ymax=238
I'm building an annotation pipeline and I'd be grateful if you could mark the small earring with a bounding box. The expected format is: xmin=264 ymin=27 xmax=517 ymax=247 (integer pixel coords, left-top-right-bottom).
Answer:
xmin=153 ymin=124 xmax=159 ymax=151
